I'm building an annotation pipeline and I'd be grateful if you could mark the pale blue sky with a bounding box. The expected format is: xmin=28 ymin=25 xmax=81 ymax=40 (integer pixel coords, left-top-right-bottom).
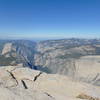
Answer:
xmin=0 ymin=0 xmax=100 ymax=39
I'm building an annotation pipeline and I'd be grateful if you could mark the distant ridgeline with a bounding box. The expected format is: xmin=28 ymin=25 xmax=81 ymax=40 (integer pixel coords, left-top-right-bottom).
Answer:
xmin=0 ymin=39 xmax=100 ymax=74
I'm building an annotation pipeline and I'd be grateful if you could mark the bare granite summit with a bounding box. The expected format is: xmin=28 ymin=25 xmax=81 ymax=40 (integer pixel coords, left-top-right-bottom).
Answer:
xmin=0 ymin=65 xmax=100 ymax=100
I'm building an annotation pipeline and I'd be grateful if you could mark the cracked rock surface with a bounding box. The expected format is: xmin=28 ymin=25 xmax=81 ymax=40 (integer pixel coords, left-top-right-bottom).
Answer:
xmin=0 ymin=66 xmax=100 ymax=100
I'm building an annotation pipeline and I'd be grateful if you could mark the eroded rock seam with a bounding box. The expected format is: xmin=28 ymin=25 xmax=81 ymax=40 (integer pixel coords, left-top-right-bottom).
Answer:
xmin=21 ymin=80 xmax=28 ymax=89
xmin=6 ymin=70 xmax=18 ymax=87
xmin=44 ymin=92 xmax=55 ymax=99
xmin=34 ymin=72 xmax=42 ymax=82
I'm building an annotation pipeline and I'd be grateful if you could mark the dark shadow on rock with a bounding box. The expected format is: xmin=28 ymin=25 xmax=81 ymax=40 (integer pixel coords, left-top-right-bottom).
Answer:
xmin=32 ymin=65 xmax=52 ymax=73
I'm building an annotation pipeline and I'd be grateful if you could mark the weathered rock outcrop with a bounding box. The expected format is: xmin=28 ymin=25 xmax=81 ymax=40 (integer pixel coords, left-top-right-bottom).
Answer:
xmin=0 ymin=66 xmax=100 ymax=100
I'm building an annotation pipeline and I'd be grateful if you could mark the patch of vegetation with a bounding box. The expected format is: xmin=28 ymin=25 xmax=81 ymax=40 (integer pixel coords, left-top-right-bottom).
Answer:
xmin=95 ymin=47 xmax=100 ymax=55
xmin=76 ymin=93 xmax=100 ymax=100
xmin=56 ymin=53 xmax=83 ymax=59
xmin=0 ymin=55 xmax=16 ymax=66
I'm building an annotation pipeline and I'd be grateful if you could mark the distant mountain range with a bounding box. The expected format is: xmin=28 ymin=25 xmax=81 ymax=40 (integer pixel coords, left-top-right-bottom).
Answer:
xmin=1 ymin=38 xmax=100 ymax=86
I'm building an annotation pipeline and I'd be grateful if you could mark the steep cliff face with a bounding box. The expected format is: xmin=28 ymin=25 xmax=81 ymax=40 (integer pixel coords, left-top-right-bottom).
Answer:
xmin=34 ymin=39 xmax=100 ymax=85
xmin=0 ymin=40 xmax=36 ymax=67
xmin=34 ymin=39 xmax=99 ymax=74
xmin=2 ymin=43 xmax=12 ymax=55
xmin=75 ymin=56 xmax=100 ymax=85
